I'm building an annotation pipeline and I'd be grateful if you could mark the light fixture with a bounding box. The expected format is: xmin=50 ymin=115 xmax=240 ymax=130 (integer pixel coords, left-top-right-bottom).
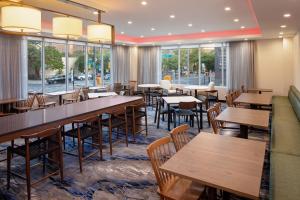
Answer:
xmin=141 ymin=1 xmax=147 ymax=5
xmin=244 ymin=38 xmax=248 ymax=41
xmin=53 ymin=17 xmax=82 ymax=39
xmin=140 ymin=35 xmax=144 ymax=38
xmin=224 ymin=7 xmax=231 ymax=11
xmin=283 ymin=13 xmax=291 ymax=18
xmin=279 ymin=32 xmax=284 ymax=35
xmin=280 ymin=25 xmax=287 ymax=28
xmin=188 ymin=23 xmax=193 ymax=27
xmin=241 ymin=26 xmax=245 ymax=29
xmin=170 ymin=15 xmax=175 ymax=19
xmin=93 ymin=11 xmax=98 ymax=15
xmin=168 ymin=32 xmax=172 ymax=35
xmin=201 ymin=29 xmax=206 ymax=33
xmin=151 ymin=27 xmax=156 ymax=31
xmin=233 ymin=18 xmax=239 ymax=22
xmin=87 ymin=24 xmax=112 ymax=43
xmin=278 ymin=35 xmax=283 ymax=38
xmin=128 ymin=21 xmax=133 ymax=24
xmin=209 ymin=40 xmax=212 ymax=43
xmin=121 ymin=31 xmax=124 ymax=34
xmin=1 ymin=6 xmax=41 ymax=33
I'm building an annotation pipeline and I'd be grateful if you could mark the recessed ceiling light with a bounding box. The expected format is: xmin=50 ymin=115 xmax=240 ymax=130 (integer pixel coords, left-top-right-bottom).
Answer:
xmin=141 ymin=1 xmax=147 ymax=5
xmin=283 ymin=13 xmax=291 ymax=18
xmin=121 ymin=31 xmax=124 ymax=34
xmin=140 ymin=35 xmax=144 ymax=38
xmin=122 ymin=43 xmax=126 ymax=45
xmin=244 ymin=38 xmax=248 ymax=41
xmin=128 ymin=21 xmax=133 ymax=24
xmin=170 ymin=15 xmax=175 ymax=19
xmin=241 ymin=26 xmax=245 ymax=29
xmin=93 ymin=11 xmax=98 ymax=15
xmin=224 ymin=7 xmax=231 ymax=11
xmin=168 ymin=33 xmax=172 ymax=36
xmin=188 ymin=23 xmax=193 ymax=27
xmin=280 ymin=25 xmax=287 ymax=28
xmin=233 ymin=18 xmax=239 ymax=22
xmin=151 ymin=28 xmax=156 ymax=31
xmin=278 ymin=35 xmax=283 ymax=38
xmin=279 ymin=32 xmax=284 ymax=35
xmin=201 ymin=29 xmax=206 ymax=33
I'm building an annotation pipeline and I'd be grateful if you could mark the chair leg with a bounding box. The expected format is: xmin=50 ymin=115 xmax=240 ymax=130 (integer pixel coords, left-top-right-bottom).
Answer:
xmin=6 ymin=149 xmax=11 ymax=190
xmin=145 ymin=115 xmax=148 ymax=136
xmin=76 ymin=128 xmax=83 ymax=173
xmin=196 ymin=114 xmax=200 ymax=132
xmin=42 ymin=154 xmax=46 ymax=174
xmin=132 ymin=116 xmax=136 ymax=142
xmin=173 ymin=113 xmax=176 ymax=128
xmin=98 ymin=122 xmax=103 ymax=160
xmin=154 ymin=102 xmax=158 ymax=123
xmin=25 ymin=152 xmax=31 ymax=200
xmin=58 ymin=143 xmax=64 ymax=182
xmin=109 ymin=123 xmax=113 ymax=155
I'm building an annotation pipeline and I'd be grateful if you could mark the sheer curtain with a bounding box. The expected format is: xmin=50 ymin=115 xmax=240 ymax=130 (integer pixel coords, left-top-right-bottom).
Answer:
xmin=137 ymin=46 xmax=160 ymax=84
xmin=0 ymin=34 xmax=27 ymax=100
xmin=228 ymin=41 xmax=255 ymax=90
xmin=112 ymin=45 xmax=131 ymax=83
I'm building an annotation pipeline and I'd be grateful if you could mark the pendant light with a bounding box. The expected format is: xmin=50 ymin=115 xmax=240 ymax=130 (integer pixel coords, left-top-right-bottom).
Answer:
xmin=87 ymin=24 xmax=112 ymax=43
xmin=52 ymin=17 xmax=82 ymax=39
xmin=1 ymin=6 xmax=41 ymax=33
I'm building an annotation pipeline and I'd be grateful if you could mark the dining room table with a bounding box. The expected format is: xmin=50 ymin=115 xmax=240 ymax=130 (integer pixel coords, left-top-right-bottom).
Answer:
xmin=137 ymin=84 xmax=161 ymax=105
xmin=46 ymin=90 xmax=75 ymax=105
xmin=247 ymin=88 xmax=273 ymax=94
xmin=234 ymin=92 xmax=273 ymax=109
xmin=215 ymin=107 xmax=270 ymax=139
xmin=88 ymin=92 xmax=118 ymax=99
xmin=89 ymin=86 xmax=107 ymax=92
xmin=184 ymin=85 xmax=209 ymax=97
xmin=161 ymin=96 xmax=203 ymax=131
xmin=160 ymin=133 xmax=266 ymax=200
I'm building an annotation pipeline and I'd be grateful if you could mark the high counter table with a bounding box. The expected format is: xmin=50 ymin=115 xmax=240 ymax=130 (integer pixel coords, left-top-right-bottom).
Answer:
xmin=0 ymin=96 xmax=143 ymax=143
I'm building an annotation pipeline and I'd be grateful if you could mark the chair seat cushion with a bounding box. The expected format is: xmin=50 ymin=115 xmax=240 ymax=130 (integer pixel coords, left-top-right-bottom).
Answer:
xmin=9 ymin=138 xmax=59 ymax=159
xmin=270 ymin=153 xmax=300 ymax=200
xmin=65 ymin=125 xmax=100 ymax=139
xmin=159 ymin=177 xmax=205 ymax=200
xmin=175 ymin=109 xmax=194 ymax=116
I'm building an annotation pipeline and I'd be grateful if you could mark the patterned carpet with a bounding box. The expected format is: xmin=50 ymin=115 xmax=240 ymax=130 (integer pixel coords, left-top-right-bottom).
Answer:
xmin=0 ymin=105 xmax=270 ymax=200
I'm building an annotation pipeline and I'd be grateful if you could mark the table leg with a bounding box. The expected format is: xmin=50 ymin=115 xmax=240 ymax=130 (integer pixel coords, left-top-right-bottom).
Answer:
xmin=195 ymin=89 xmax=198 ymax=98
xmin=240 ymin=125 xmax=248 ymax=139
xmin=200 ymin=103 xmax=203 ymax=129
xmin=147 ymin=88 xmax=151 ymax=106
xmin=207 ymin=187 xmax=217 ymax=200
xmin=167 ymin=104 xmax=171 ymax=131
xmin=157 ymin=102 xmax=161 ymax=129
xmin=59 ymin=95 xmax=62 ymax=105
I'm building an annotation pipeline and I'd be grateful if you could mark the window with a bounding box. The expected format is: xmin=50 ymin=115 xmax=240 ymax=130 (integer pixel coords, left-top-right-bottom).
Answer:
xmin=161 ymin=43 xmax=228 ymax=86
xmin=26 ymin=37 xmax=112 ymax=93
xmin=28 ymin=40 xmax=42 ymax=93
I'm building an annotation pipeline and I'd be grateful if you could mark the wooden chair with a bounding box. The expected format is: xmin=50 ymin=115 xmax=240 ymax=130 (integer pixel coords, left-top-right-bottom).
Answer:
xmin=197 ymin=91 xmax=209 ymax=111
xmin=81 ymin=87 xmax=90 ymax=101
xmin=100 ymin=107 xmax=128 ymax=155
xmin=127 ymin=101 xmax=148 ymax=141
xmin=36 ymin=94 xmax=56 ymax=108
xmin=225 ymin=94 xmax=234 ymax=107
xmin=173 ymin=101 xmax=200 ymax=132
xmin=63 ymin=88 xmax=80 ymax=104
xmin=125 ymin=80 xmax=137 ymax=96
xmin=170 ymin=124 xmax=191 ymax=152
xmin=214 ymin=103 xmax=240 ymax=131
xmin=113 ymin=83 xmax=123 ymax=94
xmin=14 ymin=94 xmax=36 ymax=113
xmin=147 ymin=137 xmax=205 ymax=200
xmin=241 ymin=85 xmax=246 ymax=93
xmin=65 ymin=116 xmax=102 ymax=173
xmin=7 ymin=126 xmax=64 ymax=200
xmin=155 ymin=95 xmax=174 ymax=129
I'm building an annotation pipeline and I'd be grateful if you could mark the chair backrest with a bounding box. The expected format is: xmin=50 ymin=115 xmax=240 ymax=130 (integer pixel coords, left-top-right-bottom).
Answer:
xmin=113 ymin=83 xmax=123 ymax=93
xmin=225 ymin=94 xmax=234 ymax=107
xmin=129 ymin=80 xmax=137 ymax=94
xmin=16 ymin=94 xmax=36 ymax=108
xmin=163 ymin=75 xmax=172 ymax=81
xmin=241 ymin=85 xmax=246 ymax=93
xmin=72 ymin=88 xmax=81 ymax=100
xmin=36 ymin=94 xmax=46 ymax=106
xmin=147 ymin=137 xmax=176 ymax=192
xmin=21 ymin=126 xmax=62 ymax=144
xmin=82 ymin=87 xmax=89 ymax=101
xmin=170 ymin=124 xmax=191 ymax=151
xmin=159 ymin=80 xmax=172 ymax=90
xmin=178 ymin=101 xmax=197 ymax=110
xmin=207 ymin=106 xmax=221 ymax=134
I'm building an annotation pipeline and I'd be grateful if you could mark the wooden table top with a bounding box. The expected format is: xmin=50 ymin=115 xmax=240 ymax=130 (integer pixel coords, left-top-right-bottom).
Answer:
xmin=234 ymin=93 xmax=272 ymax=106
xmin=46 ymin=90 xmax=75 ymax=96
xmin=247 ymin=88 xmax=273 ymax=93
xmin=89 ymin=86 xmax=107 ymax=90
xmin=137 ymin=84 xmax=160 ymax=88
xmin=0 ymin=96 xmax=142 ymax=142
xmin=216 ymin=107 xmax=270 ymax=129
xmin=184 ymin=85 xmax=208 ymax=90
xmin=162 ymin=96 xmax=202 ymax=104
xmin=160 ymin=133 xmax=266 ymax=199
xmin=0 ymin=98 xmax=21 ymax=105
xmin=88 ymin=92 xmax=118 ymax=99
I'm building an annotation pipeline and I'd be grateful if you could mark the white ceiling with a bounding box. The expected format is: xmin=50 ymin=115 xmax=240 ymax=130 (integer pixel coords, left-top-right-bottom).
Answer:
xmin=8 ymin=0 xmax=300 ymax=44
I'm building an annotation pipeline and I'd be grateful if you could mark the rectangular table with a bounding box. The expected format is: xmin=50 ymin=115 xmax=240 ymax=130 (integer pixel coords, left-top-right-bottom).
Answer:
xmin=46 ymin=90 xmax=75 ymax=105
xmin=215 ymin=107 xmax=270 ymax=139
xmin=0 ymin=96 xmax=143 ymax=143
xmin=88 ymin=92 xmax=118 ymax=99
xmin=162 ymin=96 xmax=203 ymax=131
xmin=234 ymin=93 xmax=272 ymax=109
xmin=247 ymin=88 xmax=273 ymax=94
xmin=160 ymin=133 xmax=266 ymax=200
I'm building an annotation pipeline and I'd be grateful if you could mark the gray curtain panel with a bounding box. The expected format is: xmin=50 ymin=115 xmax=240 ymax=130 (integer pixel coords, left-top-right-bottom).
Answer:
xmin=112 ymin=45 xmax=131 ymax=83
xmin=137 ymin=46 xmax=160 ymax=84
xmin=0 ymin=34 xmax=27 ymax=100
xmin=228 ymin=41 xmax=255 ymax=91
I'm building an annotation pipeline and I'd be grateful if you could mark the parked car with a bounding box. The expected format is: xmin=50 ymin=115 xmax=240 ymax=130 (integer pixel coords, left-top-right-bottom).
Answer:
xmin=46 ymin=75 xmax=71 ymax=84
xmin=104 ymin=74 xmax=111 ymax=80
xmin=76 ymin=74 xmax=93 ymax=81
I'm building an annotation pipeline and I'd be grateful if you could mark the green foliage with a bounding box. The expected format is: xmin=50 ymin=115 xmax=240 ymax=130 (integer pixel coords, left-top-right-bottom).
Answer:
xmin=162 ymin=50 xmax=178 ymax=72
xmin=201 ymin=50 xmax=215 ymax=72
xmin=28 ymin=41 xmax=41 ymax=79
xmin=44 ymin=46 xmax=65 ymax=74
xmin=73 ymin=51 xmax=85 ymax=73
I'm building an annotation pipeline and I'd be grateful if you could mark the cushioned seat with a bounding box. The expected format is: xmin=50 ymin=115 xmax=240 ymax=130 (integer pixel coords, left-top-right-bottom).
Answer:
xmin=270 ymin=153 xmax=300 ymax=200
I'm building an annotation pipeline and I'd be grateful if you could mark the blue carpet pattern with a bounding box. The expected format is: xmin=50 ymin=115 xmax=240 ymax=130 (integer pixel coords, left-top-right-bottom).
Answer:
xmin=0 ymin=105 xmax=270 ymax=200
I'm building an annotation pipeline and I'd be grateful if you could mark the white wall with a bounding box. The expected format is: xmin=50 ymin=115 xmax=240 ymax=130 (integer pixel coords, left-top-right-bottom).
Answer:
xmin=254 ymin=38 xmax=294 ymax=96
xmin=293 ymin=34 xmax=300 ymax=90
